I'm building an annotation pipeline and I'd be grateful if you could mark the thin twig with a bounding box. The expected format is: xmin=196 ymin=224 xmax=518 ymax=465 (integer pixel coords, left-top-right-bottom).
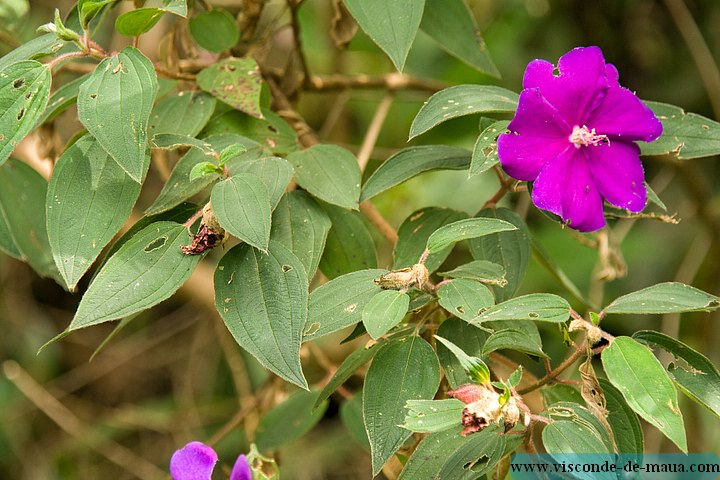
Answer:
xmin=517 ymin=340 xmax=588 ymax=394
xmin=360 ymin=201 xmax=398 ymax=244
xmin=304 ymin=72 xmax=448 ymax=92
xmin=357 ymin=92 xmax=394 ymax=172
xmin=287 ymin=0 xmax=311 ymax=82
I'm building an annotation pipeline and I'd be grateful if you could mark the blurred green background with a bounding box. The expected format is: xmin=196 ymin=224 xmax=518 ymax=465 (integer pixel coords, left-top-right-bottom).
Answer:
xmin=1 ymin=0 xmax=719 ymax=478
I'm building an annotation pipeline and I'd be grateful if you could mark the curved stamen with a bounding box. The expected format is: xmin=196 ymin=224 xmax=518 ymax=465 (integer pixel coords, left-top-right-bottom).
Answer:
xmin=569 ymin=125 xmax=608 ymax=148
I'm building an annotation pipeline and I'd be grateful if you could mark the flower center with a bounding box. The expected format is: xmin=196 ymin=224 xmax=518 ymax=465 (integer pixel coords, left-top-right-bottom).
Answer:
xmin=569 ymin=125 xmax=608 ymax=148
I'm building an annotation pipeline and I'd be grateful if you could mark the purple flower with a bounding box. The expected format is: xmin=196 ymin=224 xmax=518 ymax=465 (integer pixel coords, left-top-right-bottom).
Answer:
xmin=497 ymin=46 xmax=662 ymax=232
xmin=170 ymin=441 xmax=251 ymax=480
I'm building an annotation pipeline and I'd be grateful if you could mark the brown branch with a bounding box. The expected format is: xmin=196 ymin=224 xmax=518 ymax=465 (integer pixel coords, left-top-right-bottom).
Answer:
xmin=287 ymin=0 xmax=311 ymax=82
xmin=517 ymin=340 xmax=588 ymax=394
xmin=357 ymin=92 xmax=394 ymax=172
xmin=304 ymin=72 xmax=448 ymax=92
xmin=360 ymin=201 xmax=398 ymax=244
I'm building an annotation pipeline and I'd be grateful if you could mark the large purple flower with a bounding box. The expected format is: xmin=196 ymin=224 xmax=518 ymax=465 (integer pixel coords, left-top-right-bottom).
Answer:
xmin=170 ymin=441 xmax=251 ymax=480
xmin=497 ymin=46 xmax=663 ymax=232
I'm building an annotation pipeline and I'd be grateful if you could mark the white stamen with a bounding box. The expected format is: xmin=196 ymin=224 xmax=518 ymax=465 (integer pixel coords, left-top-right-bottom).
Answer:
xmin=569 ymin=125 xmax=608 ymax=148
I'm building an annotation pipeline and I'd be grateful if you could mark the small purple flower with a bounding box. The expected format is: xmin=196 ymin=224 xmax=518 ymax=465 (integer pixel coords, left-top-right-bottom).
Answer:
xmin=497 ymin=46 xmax=663 ymax=232
xmin=170 ymin=441 xmax=251 ymax=480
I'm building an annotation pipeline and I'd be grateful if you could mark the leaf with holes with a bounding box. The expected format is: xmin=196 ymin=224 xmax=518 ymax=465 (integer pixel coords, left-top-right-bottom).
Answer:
xmin=361 ymin=146 xmax=471 ymax=201
xmin=363 ymin=336 xmax=440 ymax=475
xmin=437 ymin=279 xmax=494 ymax=322
xmin=409 ymin=85 xmax=519 ymax=140
xmin=469 ymin=120 xmax=509 ymax=177
xmin=342 ymin=0 xmax=425 ymax=71
xmin=362 ymin=290 xmax=409 ymax=339
xmin=642 ymin=101 xmax=720 ymax=159
xmin=197 ymin=57 xmax=263 ymax=119
xmin=402 ymin=399 xmax=464 ymax=433
xmin=304 ymin=269 xmax=386 ymax=342
xmin=439 ymin=260 xmax=506 ymax=287
xmin=602 ymin=336 xmax=687 ymax=452
xmin=148 ymin=91 xmax=216 ymax=138
xmin=0 ymin=61 xmax=51 ymax=166
xmin=211 ymin=173 xmax=272 ymax=252
xmin=271 ymin=191 xmax=331 ymax=280
xmin=0 ymin=158 xmax=59 ymax=282
xmin=288 ymin=144 xmax=361 ymax=210
xmin=77 ymin=47 xmax=157 ymax=183
xmin=426 ymin=217 xmax=516 ymax=254
xmin=67 ymin=222 xmax=202 ymax=331
xmin=603 ymin=282 xmax=720 ymax=315
xmin=47 ymin=135 xmax=141 ymax=290
xmin=439 ymin=425 xmax=511 ymax=479
xmin=472 ymin=293 xmax=570 ymax=324
xmin=482 ymin=328 xmax=547 ymax=358
xmin=215 ymin=241 xmax=308 ymax=389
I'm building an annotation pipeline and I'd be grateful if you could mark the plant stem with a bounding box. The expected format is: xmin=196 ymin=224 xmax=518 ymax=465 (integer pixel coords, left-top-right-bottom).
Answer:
xmin=517 ymin=340 xmax=588 ymax=394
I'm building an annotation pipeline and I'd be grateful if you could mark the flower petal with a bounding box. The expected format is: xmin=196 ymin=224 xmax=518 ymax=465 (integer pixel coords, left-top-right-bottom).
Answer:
xmin=587 ymin=85 xmax=663 ymax=142
xmin=523 ymin=46 xmax=608 ymax=124
xmin=499 ymin=88 xmax=571 ymax=180
xmin=532 ymin=149 xmax=606 ymax=232
xmin=230 ymin=454 xmax=252 ymax=480
xmin=586 ymin=141 xmax=646 ymax=212
xmin=170 ymin=442 xmax=218 ymax=480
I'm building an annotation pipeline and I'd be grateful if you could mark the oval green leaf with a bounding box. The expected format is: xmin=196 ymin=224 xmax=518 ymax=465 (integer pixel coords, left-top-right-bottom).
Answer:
xmin=304 ymin=268 xmax=387 ymax=341
xmin=542 ymin=420 xmax=613 ymax=457
xmin=287 ymin=144 xmax=361 ymax=210
xmin=437 ymin=278 xmax=494 ymax=322
xmin=426 ymin=217 xmax=516 ymax=254
xmin=603 ymin=282 xmax=720 ymax=315
xmin=0 ymin=60 xmax=51 ymax=166
xmin=436 ymin=317 xmax=487 ymax=388
xmin=189 ymin=10 xmax=240 ymax=53
xmin=361 ymin=145 xmax=471 ymax=201
xmin=482 ymin=328 xmax=546 ymax=358
xmin=471 ymin=293 xmax=570 ymax=324
xmin=362 ymin=290 xmax=409 ymax=339
xmin=409 ymin=85 xmax=519 ymax=140
xmin=197 ymin=57 xmax=262 ymax=119
xmin=363 ymin=336 xmax=440 ymax=474
xmin=211 ymin=173 xmax=271 ymax=252
xmin=402 ymin=398 xmax=464 ymax=433
xmin=148 ymin=91 xmax=216 ymax=138
xmin=342 ymin=0 xmax=425 ymax=71
xmin=469 ymin=120 xmax=509 ymax=176
xmin=68 ymin=222 xmax=202 ymax=331
xmin=318 ymin=203 xmax=377 ymax=279
xmin=601 ymin=336 xmax=687 ymax=452
xmin=47 ymin=134 xmax=141 ymax=289
xmin=215 ymin=241 xmax=309 ymax=389
xmin=227 ymin=156 xmax=293 ymax=209
xmin=115 ymin=8 xmax=164 ymax=36
xmin=598 ymin=378 xmax=644 ymax=454
xmin=439 ymin=260 xmax=506 ymax=287
xmin=642 ymin=101 xmax=720 ymax=159
xmin=270 ymin=191 xmax=331 ymax=280
xmin=77 ymin=47 xmax=157 ymax=183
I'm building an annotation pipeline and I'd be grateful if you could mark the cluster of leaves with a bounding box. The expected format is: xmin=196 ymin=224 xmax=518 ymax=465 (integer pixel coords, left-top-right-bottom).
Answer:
xmin=1 ymin=0 xmax=720 ymax=478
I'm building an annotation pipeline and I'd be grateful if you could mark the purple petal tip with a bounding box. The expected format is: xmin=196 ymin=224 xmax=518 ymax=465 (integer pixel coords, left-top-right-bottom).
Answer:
xmin=170 ymin=441 xmax=218 ymax=480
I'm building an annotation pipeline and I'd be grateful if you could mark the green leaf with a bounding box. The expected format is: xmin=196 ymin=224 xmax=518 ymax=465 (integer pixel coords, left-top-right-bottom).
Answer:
xmin=0 ymin=34 xmax=60 ymax=73
xmin=402 ymin=399 xmax=464 ymax=433
xmin=469 ymin=120 xmax=508 ymax=177
xmin=145 ymin=134 xmax=257 ymax=215
xmin=363 ymin=336 xmax=440 ymax=474
xmin=419 ymin=0 xmax=497 ymax=76
xmin=439 ymin=260 xmax=506 ymax=287
xmin=227 ymin=156 xmax=293 ymax=209
xmin=287 ymin=144 xmax=361 ymax=210
xmin=215 ymin=241 xmax=309 ymax=389
xmin=362 ymin=290 xmax=409 ymax=339
xmin=78 ymin=0 xmax=114 ymax=29
xmin=0 ymin=60 xmax=51 ymax=166
xmin=542 ymin=420 xmax=612 ymax=456
xmin=435 ymin=335 xmax=489 ymax=384
xmin=436 ymin=317 xmax=487 ymax=388
xmin=0 ymin=204 xmax=22 ymax=259
xmin=148 ymin=91 xmax=216 ymax=138
xmin=34 ymin=73 xmax=88 ymax=127
xmin=633 ymin=330 xmax=720 ymax=419
xmin=201 ymin=107 xmax=298 ymax=155
xmin=115 ymin=8 xmax=164 ymax=36
xmin=409 ymin=85 xmax=519 ymax=140
xmin=189 ymin=10 xmax=240 ymax=53
xmin=642 ymin=101 xmax=720 ymax=159
xmin=546 ymin=401 xmax=615 ymax=452
xmin=151 ymin=133 xmax=215 ymax=154
xmin=68 ymin=222 xmax=202 ymax=331
xmin=438 ymin=425 xmax=510 ymax=480
xmin=601 ymin=336 xmax=687 ymax=452
xmin=603 ymin=282 xmax=720 ymax=315
xmin=598 ymin=378 xmax=644 ymax=454
xmin=157 ymin=0 xmax=187 ymax=17
xmin=342 ymin=0 xmax=425 ymax=71
xmin=47 ymin=135 xmax=141 ymax=289
xmin=218 ymin=144 xmax=248 ymax=166
xmin=197 ymin=57 xmax=263 ymax=119
xmin=397 ymin=427 xmax=469 ymax=480
xmin=361 ymin=146 xmax=471 ymax=201
xmin=0 ymin=158 xmax=59 ymax=281
xmin=426 ymin=217 xmax=516 ymax=254
xmin=468 ymin=208 xmax=531 ymax=301
xmin=318 ymin=203 xmax=377 ymax=279
xmin=304 ymin=269 xmax=386 ymax=341
xmin=541 ymin=384 xmax=584 ymax=406
xmin=315 ymin=343 xmax=380 ymax=409
xmin=188 ymin=161 xmax=222 ymax=181
xmin=394 ymin=207 xmax=468 ymax=273
xmin=211 ymin=173 xmax=272 ymax=251
xmin=645 ymin=182 xmax=667 ymax=212
xmin=471 ymin=293 xmax=570 ymax=324
xmin=482 ymin=328 xmax=546 ymax=358
xmin=270 ymin=191 xmax=331 ymax=280
xmin=340 ymin=395 xmax=370 ymax=448
xmin=255 ymin=390 xmax=328 ymax=452
xmin=77 ymin=47 xmax=157 ymax=183
xmin=437 ymin=278 xmax=494 ymax=322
